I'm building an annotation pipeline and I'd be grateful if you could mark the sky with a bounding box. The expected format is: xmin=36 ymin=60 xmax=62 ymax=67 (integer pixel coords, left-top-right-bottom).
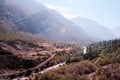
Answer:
xmin=34 ymin=0 xmax=120 ymax=29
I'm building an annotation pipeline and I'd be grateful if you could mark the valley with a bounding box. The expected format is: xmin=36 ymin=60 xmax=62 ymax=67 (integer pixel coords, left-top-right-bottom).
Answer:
xmin=0 ymin=39 xmax=76 ymax=79
xmin=32 ymin=39 xmax=120 ymax=80
xmin=0 ymin=0 xmax=120 ymax=80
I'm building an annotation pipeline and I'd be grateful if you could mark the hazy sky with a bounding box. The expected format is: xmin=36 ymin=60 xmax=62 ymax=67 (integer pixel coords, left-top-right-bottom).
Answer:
xmin=34 ymin=0 xmax=120 ymax=29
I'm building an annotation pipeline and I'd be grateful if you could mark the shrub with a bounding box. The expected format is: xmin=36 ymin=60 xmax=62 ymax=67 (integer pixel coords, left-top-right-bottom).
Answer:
xmin=95 ymin=54 xmax=120 ymax=66
xmin=95 ymin=63 xmax=120 ymax=80
xmin=38 ymin=61 xmax=96 ymax=80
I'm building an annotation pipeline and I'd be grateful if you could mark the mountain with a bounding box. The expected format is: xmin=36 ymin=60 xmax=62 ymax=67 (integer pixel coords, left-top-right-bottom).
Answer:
xmin=113 ymin=26 xmax=120 ymax=38
xmin=71 ymin=17 xmax=116 ymax=40
xmin=0 ymin=0 xmax=93 ymax=45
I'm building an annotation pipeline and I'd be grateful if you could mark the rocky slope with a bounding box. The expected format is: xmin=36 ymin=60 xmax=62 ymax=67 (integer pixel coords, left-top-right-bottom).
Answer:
xmin=0 ymin=0 xmax=94 ymax=45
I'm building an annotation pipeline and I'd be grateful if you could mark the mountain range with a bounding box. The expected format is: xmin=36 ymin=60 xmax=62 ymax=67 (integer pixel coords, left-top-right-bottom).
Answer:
xmin=0 ymin=0 xmax=119 ymax=45
xmin=71 ymin=17 xmax=116 ymax=40
xmin=0 ymin=0 xmax=93 ymax=44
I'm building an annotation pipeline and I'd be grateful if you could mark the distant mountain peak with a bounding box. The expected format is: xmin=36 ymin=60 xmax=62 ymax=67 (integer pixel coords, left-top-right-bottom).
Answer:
xmin=71 ymin=17 xmax=116 ymax=40
xmin=0 ymin=0 xmax=98 ymax=45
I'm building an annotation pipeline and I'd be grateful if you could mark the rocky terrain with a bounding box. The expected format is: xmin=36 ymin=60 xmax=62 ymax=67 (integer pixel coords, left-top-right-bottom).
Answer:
xmin=0 ymin=39 xmax=74 ymax=79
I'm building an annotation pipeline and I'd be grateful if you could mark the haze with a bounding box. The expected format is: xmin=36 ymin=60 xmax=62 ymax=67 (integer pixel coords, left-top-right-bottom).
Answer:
xmin=35 ymin=0 xmax=120 ymax=29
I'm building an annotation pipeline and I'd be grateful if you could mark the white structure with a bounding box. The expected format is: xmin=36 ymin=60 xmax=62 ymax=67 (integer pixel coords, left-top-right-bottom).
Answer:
xmin=83 ymin=47 xmax=87 ymax=54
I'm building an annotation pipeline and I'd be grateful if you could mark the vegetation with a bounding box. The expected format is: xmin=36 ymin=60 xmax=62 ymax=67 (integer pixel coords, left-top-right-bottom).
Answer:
xmin=95 ymin=63 xmax=120 ymax=80
xmin=94 ymin=53 xmax=120 ymax=66
xmin=0 ymin=36 xmax=120 ymax=80
xmin=41 ymin=46 xmax=83 ymax=69
xmin=37 ymin=61 xmax=96 ymax=80
xmin=66 ymin=54 xmax=84 ymax=63
xmin=0 ymin=55 xmax=39 ymax=73
xmin=36 ymin=39 xmax=120 ymax=80
xmin=0 ymin=40 xmax=49 ymax=76
xmin=79 ymin=39 xmax=120 ymax=61
xmin=41 ymin=51 xmax=72 ymax=70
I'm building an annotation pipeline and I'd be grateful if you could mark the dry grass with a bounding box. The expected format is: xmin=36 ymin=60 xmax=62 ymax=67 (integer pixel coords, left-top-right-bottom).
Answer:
xmin=95 ymin=63 xmax=120 ymax=80
xmin=38 ymin=61 xmax=96 ymax=80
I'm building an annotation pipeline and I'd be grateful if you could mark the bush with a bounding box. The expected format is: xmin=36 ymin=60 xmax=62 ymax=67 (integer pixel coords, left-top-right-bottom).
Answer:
xmin=39 ymin=72 xmax=75 ymax=80
xmin=66 ymin=54 xmax=84 ymax=63
xmin=95 ymin=63 xmax=120 ymax=80
xmin=95 ymin=54 xmax=120 ymax=66
xmin=38 ymin=61 xmax=96 ymax=80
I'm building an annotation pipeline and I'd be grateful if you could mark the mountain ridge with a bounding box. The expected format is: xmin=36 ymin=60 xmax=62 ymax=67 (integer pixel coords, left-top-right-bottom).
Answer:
xmin=0 ymin=0 xmax=94 ymax=45
xmin=71 ymin=16 xmax=116 ymax=40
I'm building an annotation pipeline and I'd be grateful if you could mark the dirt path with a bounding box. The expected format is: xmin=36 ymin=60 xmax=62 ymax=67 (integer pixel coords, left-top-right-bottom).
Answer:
xmin=0 ymin=46 xmax=72 ymax=79
xmin=12 ymin=62 xmax=66 ymax=80
xmin=29 ymin=47 xmax=72 ymax=55
xmin=0 ymin=53 xmax=57 ymax=78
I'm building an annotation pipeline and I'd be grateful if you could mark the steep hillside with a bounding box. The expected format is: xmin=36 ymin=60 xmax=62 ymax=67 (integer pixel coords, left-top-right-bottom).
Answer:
xmin=71 ymin=17 xmax=116 ymax=40
xmin=34 ymin=39 xmax=120 ymax=80
xmin=0 ymin=40 xmax=48 ymax=76
xmin=0 ymin=0 xmax=40 ymax=42
xmin=15 ymin=10 xmax=89 ymax=42
xmin=0 ymin=39 xmax=75 ymax=79
xmin=0 ymin=0 xmax=93 ymax=44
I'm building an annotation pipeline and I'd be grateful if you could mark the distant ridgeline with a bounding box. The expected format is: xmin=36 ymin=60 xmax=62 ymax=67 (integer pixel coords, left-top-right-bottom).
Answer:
xmin=0 ymin=0 xmax=98 ymax=45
